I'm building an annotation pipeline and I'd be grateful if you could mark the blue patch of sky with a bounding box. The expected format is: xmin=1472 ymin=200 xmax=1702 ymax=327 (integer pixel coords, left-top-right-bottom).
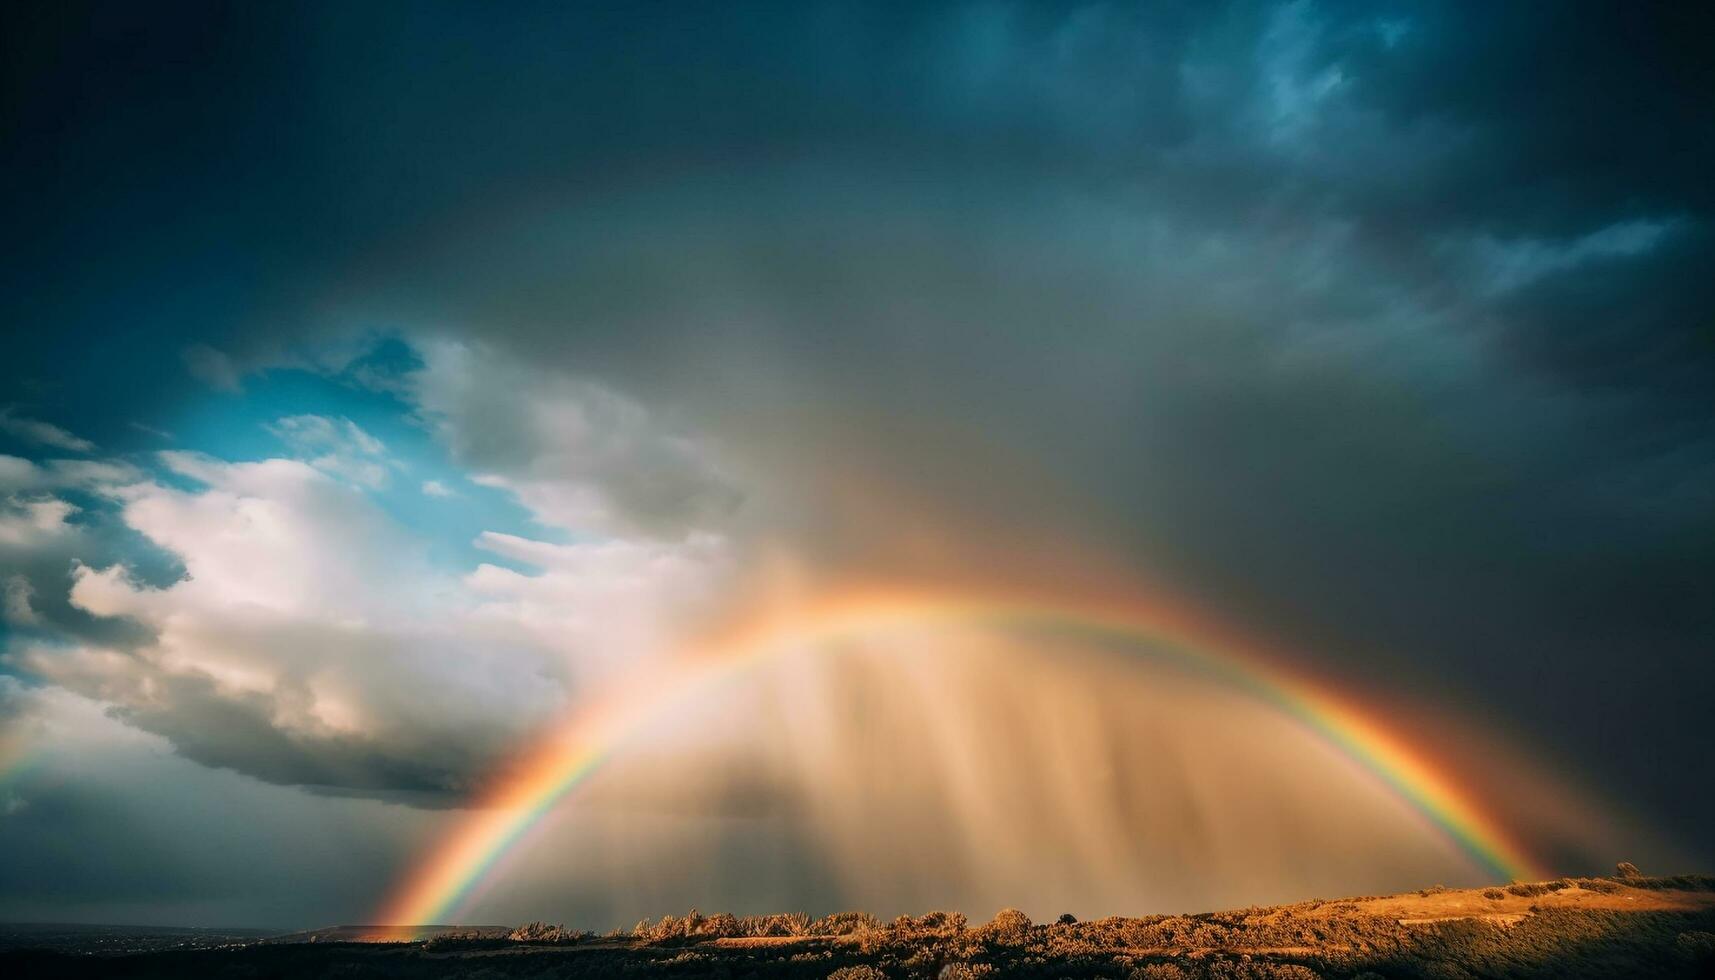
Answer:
xmin=150 ymin=347 xmax=556 ymax=575
xmin=4 ymin=331 xmax=559 ymax=577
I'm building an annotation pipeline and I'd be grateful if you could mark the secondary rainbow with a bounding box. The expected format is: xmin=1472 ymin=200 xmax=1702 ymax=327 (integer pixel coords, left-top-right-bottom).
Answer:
xmin=377 ymin=587 xmax=1547 ymax=927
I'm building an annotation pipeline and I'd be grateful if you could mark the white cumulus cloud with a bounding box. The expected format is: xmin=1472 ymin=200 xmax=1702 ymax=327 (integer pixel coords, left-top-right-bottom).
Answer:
xmin=267 ymin=415 xmax=392 ymax=489
xmin=12 ymin=434 xmax=735 ymax=802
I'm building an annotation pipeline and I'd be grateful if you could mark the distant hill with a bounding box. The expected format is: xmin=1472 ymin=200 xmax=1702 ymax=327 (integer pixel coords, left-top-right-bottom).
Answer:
xmin=258 ymin=924 xmax=511 ymax=944
xmin=0 ymin=922 xmax=278 ymax=955
xmin=5 ymin=872 xmax=1713 ymax=978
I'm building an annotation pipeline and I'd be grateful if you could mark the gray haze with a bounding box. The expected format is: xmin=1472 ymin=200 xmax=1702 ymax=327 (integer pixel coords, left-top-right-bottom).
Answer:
xmin=1 ymin=1 xmax=1711 ymax=926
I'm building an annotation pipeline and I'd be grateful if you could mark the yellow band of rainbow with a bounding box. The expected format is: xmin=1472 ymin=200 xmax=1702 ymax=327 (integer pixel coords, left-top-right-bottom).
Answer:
xmin=377 ymin=588 xmax=1547 ymax=927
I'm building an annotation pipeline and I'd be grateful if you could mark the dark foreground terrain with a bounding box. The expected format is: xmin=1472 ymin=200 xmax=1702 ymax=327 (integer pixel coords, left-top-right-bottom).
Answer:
xmin=0 ymin=922 xmax=277 ymax=955
xmin=5 ymin=874 xmax=1713 ymax=979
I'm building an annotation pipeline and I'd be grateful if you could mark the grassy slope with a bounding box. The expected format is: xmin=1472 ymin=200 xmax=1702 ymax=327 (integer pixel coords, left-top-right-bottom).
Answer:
xmin=5 ymin=875 xmax=1714 ymax=979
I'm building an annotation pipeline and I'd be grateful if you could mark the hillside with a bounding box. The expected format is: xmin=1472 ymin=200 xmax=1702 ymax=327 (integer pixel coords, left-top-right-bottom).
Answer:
xmin=5 ymin=872 xmax=1713 ymax=979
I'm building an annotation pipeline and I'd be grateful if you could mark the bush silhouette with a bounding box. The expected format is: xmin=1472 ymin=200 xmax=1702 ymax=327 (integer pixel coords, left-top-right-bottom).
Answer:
xmin=893 ymin=911 xmax=967 ymax=935
xmin=505 ymin=921 xmax=586 ymax=943
xmin=1507 ymin=881 xmax=1550 ymax=897
xmin=810 ymin=911 xmax=881 ymax=936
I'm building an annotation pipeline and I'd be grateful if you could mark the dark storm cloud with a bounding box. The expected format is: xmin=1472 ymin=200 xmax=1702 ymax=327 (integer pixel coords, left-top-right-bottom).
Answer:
xmin=13 ymin=617 xmax=535 ymax=806
xmin=1 ymin=0 xmax=1711 ymax=877
xmin=0 ymin=682 xmax=422 ymax=928
xmin=0 ymin=458 xmax=175 ymax=650
xmin=1299 ymin=2 xmax=1715 ymax=425
xmin=1319 ymin=2 xmax=1714 ymax=232
xmin=104 ymin=672 xmax=480 ymax=801
xmin=332 ymin=1 xmax=1712 ymax=860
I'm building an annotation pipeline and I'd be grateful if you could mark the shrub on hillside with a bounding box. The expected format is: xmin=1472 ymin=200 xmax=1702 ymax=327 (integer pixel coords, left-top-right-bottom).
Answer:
xmin=739 ymin=912 xmax=812 ymax=937
xmin=1506 ymin=881 xmax=1550 ymax=897
xmin=420 ymin=930 xmax=511 ymax=951
xmin=697 ymin=912 xmax=741 ymax=938
xmin=1205 ymin=960 xmax=1322 ymax=979
xmin=630 ymin=908 xmax=818 ymax=941
xmin=506 ymin=922 xmax=584 ymax=944
xmin=982 ymin=907 xmax=1032 ymax=943
xmin=633 ymin=911 xmax=701 ymax=942
xmin=810 ymin=911 xmax=881 ymax=936
xmin=893 ymin=911 xmax=967 ymax=935
xmin=1623 ymin=873 xmax=1715 ymax=891
xmin=1677 ymin=930 xmax=1715 ymax=964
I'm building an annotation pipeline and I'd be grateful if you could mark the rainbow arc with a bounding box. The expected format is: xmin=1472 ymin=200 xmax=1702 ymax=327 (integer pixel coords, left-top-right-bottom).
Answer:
xmin=377 ymin=588 xmax=1547 ymax=927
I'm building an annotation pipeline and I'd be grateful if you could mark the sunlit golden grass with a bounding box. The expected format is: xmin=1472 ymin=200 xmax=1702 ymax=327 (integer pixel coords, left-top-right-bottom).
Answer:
xmin=265 ymin=871 xmax=1715 ymax=980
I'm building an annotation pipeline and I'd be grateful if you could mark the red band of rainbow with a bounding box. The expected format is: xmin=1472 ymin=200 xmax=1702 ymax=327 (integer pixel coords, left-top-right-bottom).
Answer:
xmin=377 ymin=588 xmax=1547 ymax=927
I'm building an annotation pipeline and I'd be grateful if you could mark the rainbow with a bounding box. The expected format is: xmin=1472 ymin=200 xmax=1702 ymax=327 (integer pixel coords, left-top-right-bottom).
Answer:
xmin=0 ymin=729 xmax=34 ymax=787
xmin=377 ymin=587 xmax=1547 ymax=927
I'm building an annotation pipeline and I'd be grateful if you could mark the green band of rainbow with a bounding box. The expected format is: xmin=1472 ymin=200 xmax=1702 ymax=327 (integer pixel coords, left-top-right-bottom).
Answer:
xmin=377 ymin=589 xmax=1546 ymax=927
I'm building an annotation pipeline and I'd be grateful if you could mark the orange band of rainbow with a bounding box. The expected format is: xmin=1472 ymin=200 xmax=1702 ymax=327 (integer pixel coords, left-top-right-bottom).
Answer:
xmin=378 ymin=588 xmax=1547 ymax=927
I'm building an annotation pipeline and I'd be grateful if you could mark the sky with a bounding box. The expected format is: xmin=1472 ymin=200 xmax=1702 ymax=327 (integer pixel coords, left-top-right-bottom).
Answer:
xmin=1 ymin=1 xmax=1712 ymax=929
